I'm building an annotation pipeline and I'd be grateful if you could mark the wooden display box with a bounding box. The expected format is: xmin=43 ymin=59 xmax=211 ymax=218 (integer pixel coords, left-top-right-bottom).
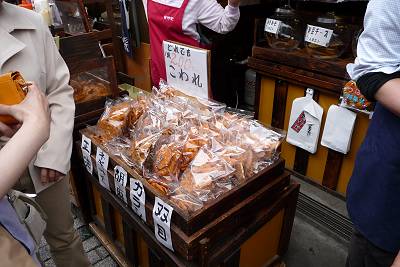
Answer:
xmin=78 ymin=128 xmax=293 ymax=262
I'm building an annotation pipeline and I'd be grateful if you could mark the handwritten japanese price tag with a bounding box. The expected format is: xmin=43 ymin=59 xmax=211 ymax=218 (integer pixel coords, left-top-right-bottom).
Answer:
xmin=114 ymin=166 xmax=128 ymax=204
xmin=96 ymin=147 xmax=110 ymax=191
xmin=163 ymin=40 xmax=209 ymax=99
xmin=81 ymin=135 xmax=93 ymax=174
xmin=264 ymin=18 xmax=282 ymax=34
xmin=129 ymin=178 xmax=146 ymax=222
xmin=153 ymin=197 xmax=174 ymax=251
xmin=305 ymin=25 xmax=333 ymax=47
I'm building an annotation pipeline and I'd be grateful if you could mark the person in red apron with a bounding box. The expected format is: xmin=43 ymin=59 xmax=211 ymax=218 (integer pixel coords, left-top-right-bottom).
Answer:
xmin=143 ymin=0 xmax=240 ymax=86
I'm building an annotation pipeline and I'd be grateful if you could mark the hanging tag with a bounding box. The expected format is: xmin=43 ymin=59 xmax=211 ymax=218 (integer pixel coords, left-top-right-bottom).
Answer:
xmin=265 ymin=18 xmax=282 ymax=34
xmin=130 ymin=178 xmax=146 ymax=222
xmin=81 ymin=135 xmax=93 ymax=174
xmin=321 ymin=105 xmax=357 ymax=154
xmin=287 ymin=94 xmax=323 ymax=154
xmin=153 ymin=197 xmax=174 ymax=251
xmin=96 ymin=147 xmax=110 ymax=191
xmin=114 ymin=166 xmax=128 ymax=204
xmin=305 ymin=25 xmax=333 ymax=47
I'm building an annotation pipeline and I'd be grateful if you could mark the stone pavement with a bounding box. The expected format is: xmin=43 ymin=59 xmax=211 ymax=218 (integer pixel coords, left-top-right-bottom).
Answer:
xmin=39 ymin=206 xmax=119 ymax=267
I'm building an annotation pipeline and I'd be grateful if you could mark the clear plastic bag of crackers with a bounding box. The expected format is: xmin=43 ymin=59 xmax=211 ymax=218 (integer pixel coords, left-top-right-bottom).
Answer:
xmin=340 ymin=80 xmax=374 ymax=115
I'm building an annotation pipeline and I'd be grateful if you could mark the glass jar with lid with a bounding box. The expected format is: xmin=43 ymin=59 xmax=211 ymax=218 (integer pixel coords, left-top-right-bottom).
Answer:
xmin=265 ymin=5 xmax=302 ymax=51
xmin=304 ymin=12 xmax=351 ymax=60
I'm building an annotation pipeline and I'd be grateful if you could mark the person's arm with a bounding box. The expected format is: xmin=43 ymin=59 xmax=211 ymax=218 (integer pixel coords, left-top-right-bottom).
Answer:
xmin=392 ymin=251 xmax=400 ymax=267
xmin=196 ymin=0 xmax=240 ymax=34
xmin=33 ymin=18 xmax=75 ymax=184
xmin=0 ymin=84 xmax=49 ymax=198
xmin=356 ymin=72 xmax=400 ymax=117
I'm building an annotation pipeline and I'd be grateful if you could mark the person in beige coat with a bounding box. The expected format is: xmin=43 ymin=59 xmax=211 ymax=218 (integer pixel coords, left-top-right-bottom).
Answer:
xmin=0 ymin=2 xmax=90 ymax=266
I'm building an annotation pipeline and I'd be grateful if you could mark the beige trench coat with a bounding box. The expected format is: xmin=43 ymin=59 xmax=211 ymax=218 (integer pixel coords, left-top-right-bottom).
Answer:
xmin=0 ymin=3 xmax=75 ymax=193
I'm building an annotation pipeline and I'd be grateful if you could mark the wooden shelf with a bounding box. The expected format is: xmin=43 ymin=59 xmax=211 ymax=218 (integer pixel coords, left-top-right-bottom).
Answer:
xmin=249 ymin=44 xmax=353 ymax=95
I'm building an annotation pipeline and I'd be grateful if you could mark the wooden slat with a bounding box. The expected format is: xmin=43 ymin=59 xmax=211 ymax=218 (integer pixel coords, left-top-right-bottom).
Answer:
xmin=221 ymin=249 xmax=241 ymax=267
xmin=148 ymin=249 xmax=166 ymax=267
xmin=252 ymin=45 xmax=351 ymax=80
xmin=322 ymin=150 xmax=344 ymax=190
xmin=254 ymin=73 xmax=262 ymax=120
xmin=293 ymin=148 xmax=309 ymax=176
xmin=101 ymin=197 xmax=117 ymax=241
xmin=248 ymin=57 xmax=345 ymax=96
xmin=277 ymin=182 xmax=300 ymax=256
xmin=70 ymin=145 xmax=95 ymax=223
xmin=271 ymin=80 xmax=288 ymax=129
xmin=123 ymin=219 xmax=140 ymax=267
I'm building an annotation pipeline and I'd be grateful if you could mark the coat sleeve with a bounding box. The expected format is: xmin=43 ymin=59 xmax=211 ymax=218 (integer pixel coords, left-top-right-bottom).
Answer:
xmin=33 ymin=21 xmax=75 ymax=175
xmin=196 ymin=0 xmax=240 ymax=34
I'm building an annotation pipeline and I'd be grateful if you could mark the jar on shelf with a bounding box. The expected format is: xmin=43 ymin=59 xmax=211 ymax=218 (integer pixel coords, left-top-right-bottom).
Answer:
xmin=352 ymin=28 xmax=363 ymax=58
xmin=264 ymin=5 xmax=302 ymax=52
xmin=304 ymin=12 xmax=351 ymax=60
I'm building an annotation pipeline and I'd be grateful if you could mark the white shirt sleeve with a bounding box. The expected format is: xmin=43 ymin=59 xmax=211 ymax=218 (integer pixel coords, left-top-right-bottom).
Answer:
xmin=142 ymin=0 xmax=240 ymax=41
xmin=347 ymin=0 xmax=400 ymax=80
xmin=195 ymin=1 xmax=240 ymax=34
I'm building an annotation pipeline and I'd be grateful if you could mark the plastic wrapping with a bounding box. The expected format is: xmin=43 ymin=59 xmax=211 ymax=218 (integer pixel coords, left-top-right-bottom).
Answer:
xmin=70 ymin=69 xmax=110 ymax=103
xmin=179 ymin=147 xmax=236 ymax=202
xmin=87 ymin=81 xmax=286 ymax=213
xmin=340 ymin=80 xmax=373 ymax=114
xmin=96 ymin=97 xmax=133 ymax=142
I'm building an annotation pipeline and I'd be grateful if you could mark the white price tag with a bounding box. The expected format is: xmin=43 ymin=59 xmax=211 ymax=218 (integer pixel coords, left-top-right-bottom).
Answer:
xmin=130 ymin=178 xmax=146 ymax=222
xmin=305 ymin=25 xmax=333 ymax=47
xmin=115 ymin=182 xmax=128 ymax=204
xmin=114 ymin=166 xmax=128 ymax=187
xmin=264 ymin=18 xmax=282 ymax=34
xmin=96 ymin=147 xmax=110 ymax=191
xmin=81 ymin=135 xmax=93 ymax=174
xmin=114 ymin=165 xmax=128 ymax=204
xmin=153 ymin=197 xmax=174 ymax=251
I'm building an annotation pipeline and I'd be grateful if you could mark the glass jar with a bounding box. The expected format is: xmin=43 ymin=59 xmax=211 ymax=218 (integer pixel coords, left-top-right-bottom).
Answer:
xmin=352 ymin=28 xmax=362 ymax=58
xmin=265 ymin=5 xmax=302 ymax=51
xmin=305 ymin=12 xmax=351 ymax=60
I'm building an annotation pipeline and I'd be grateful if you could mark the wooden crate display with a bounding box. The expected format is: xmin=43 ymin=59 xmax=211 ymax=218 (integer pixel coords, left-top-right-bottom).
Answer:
xmin=78 ymin=128 xmax=294 ymax=262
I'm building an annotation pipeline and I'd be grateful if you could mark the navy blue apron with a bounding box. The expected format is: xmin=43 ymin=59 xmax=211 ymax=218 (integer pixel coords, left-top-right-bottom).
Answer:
xmin=347 ymin=103 xmax=400 ymax=253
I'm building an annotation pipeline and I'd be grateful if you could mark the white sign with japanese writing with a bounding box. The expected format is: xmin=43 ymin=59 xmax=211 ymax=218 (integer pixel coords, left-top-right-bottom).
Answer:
xmin=81 ymin=135 xmax=93 ymax=174
xmin=96 ymin=147 xmax=110 ymax=191
xmin=305 ymin=25 xmax=333 ymax=47
xmin=129 ymin=178 xmax=146 ymax=222
xmin=163 ymin=40 xmax=209 ymax=99
xmin=264 ymin=18 xmax=282 ymax=34
xmin=153 ymin=197 xmax=174 ymax=251
xmin=114 ymin=165 xmax=128 ymax=204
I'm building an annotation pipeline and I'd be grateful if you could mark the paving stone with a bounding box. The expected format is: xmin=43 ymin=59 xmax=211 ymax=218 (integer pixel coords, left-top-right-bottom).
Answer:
xmin=44 ymin=258 xmax=56 ymax=267
xmin=74 ymin=215 xmax=86 ymax=230
xmin=39 ymin=245 xmax=52 ymax=262
xmin=94 ymin=256 xmax=118 ymax=267
xmin=95 ymin=246 xmax=111 ymax=260
xmin=83 ymin=236 xmax=101 ymax=252
xmin=78 ymin=225 xmax=93 ymax=241
xmin=87 ymin=249 xmax=102 ymax=265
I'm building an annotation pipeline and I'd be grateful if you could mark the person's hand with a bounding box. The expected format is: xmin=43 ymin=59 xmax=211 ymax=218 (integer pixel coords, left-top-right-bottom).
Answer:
xmin=0 ymin=82 xmax=50 ymax=141
xmin=228 ymin=0 xmax=240 ymax=7
xmin=40 ymin=168 xmax=64 ymax=185
xmin=0 ymin=122 xmax=20 ymax=138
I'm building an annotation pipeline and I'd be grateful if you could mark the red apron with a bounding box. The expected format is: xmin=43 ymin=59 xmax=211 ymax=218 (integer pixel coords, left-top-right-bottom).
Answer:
xmin=148 ymin=0 xmax=201 ymax=86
